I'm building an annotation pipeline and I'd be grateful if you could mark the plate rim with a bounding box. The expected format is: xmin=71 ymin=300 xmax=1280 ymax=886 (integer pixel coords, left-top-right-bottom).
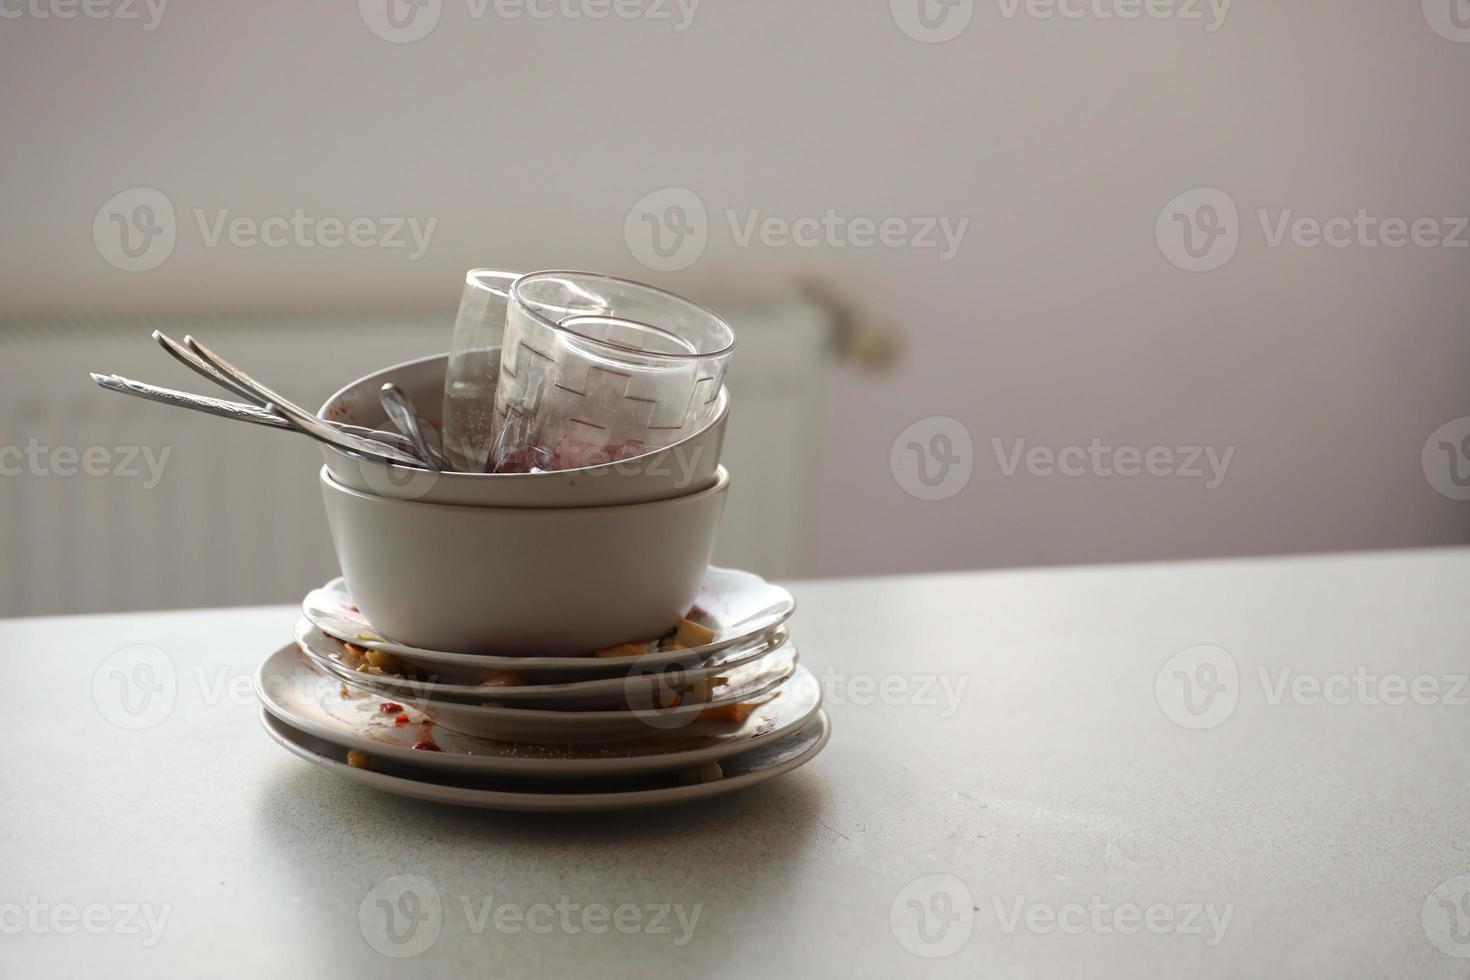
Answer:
xmin=302 ymin=565 xmax=796 ymax=672
xmin=293 ymin=617 xmax=788 ymax=703
xmin=257 ymin=647 xmax=824 ymax=777
xmin=260 ymin=707 xmax=832 ymax=811
xmin=257 ymin=642 xmax=798 ymax=726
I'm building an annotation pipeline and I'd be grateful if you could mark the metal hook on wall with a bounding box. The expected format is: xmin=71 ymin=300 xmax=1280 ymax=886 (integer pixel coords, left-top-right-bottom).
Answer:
xmin=795 ymin=276 xmax=905 ymax=376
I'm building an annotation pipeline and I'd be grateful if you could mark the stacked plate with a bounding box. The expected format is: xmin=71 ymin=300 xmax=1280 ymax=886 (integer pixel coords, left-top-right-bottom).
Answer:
xmin=255 ymin=567 xmax=830 ymax=811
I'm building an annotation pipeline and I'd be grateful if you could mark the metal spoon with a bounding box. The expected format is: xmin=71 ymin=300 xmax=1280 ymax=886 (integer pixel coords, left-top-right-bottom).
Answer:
xmin=153 ymin=330 xmax=267 ymax=407
xmin=90 ymin=373 xmax=427 ymax=465
xmin=91 ymin=374 xmax=417 ymax=449
xmin=156 ymin=328 xmax=416 ymax=457
xmin=379 ymin=383 xmax=446 ymax=471
xmin=152 ymin=331 xmax=429 ymax=462
xmin=179 ymin=334 xmax=426 ymax=468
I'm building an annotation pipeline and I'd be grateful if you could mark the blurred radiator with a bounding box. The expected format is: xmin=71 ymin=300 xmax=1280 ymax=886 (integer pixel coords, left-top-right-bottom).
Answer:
xmin=0 ymin=303 xmax=830 ymax=617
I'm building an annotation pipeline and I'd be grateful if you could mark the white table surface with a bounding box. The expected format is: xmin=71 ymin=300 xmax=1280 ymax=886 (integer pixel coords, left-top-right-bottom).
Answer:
xmin=5 ymin=548 xmax=1469 ymax=978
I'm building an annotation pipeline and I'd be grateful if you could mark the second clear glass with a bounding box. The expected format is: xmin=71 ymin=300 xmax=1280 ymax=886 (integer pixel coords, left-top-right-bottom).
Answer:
xmin=490 ymin=272 xmax=736 ymax=474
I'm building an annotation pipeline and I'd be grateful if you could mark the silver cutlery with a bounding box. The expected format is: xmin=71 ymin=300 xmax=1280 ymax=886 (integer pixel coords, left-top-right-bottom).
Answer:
xmin=92 ymin=331 xmax=437 ymax=468
xmin=379 ymin=382 xmax=447 ymax=471
xmin=178 ymin=335 xmax=426 ymax=468
xmin=90 ymin=373 xmax=426 ymax=464
xmin=152 ymin=330 xmax=266 ymax=408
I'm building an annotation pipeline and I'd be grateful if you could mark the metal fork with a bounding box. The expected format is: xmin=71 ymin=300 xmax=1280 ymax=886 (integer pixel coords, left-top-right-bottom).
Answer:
xmin=175 ymin=334 xmax=427 ymax=468
xmin=99 ymin=330 xmax=435 ymax=468
xmin=90 ymin=374 xmax=428 ymax=465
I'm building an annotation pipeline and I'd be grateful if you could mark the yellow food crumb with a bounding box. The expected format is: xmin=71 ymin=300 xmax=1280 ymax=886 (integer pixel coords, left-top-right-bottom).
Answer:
xmin=364 ymin=649 xmax=400 ymax=673
xmin=346 ymin=750 xmax=372 ymax=769
xmin=674 ymin=619 xmax=717 ymax=649
xmin=697 ymin=701 xmax=759 ymax=724
xmin=595 ymin=642 xmax=649 ymax=659
xmin=676 ymin=762 xmax=724 ymax=785
xmin=482 ymin=671 xmax=525 ymax=687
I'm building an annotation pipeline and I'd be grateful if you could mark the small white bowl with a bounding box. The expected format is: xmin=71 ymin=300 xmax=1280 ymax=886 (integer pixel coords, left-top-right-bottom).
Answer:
xmin=318 ymin=353 xmax=728 ymax=507
xmin=318 ymin=465 xmax=730 ymax=656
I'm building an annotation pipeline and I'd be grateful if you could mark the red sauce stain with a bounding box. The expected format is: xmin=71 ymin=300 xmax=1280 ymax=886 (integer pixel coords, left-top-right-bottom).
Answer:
xmin=412 ymin=722 xmax=441 ymax=751
xmin=394 ymin=714 xmax=410 ymax=726
xmin=380 ymin=701 xmax=404 ymax=714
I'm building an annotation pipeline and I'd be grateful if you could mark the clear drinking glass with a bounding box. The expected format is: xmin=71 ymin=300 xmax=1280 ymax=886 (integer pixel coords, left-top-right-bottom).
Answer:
xmin=490 ymin=272 xmax=736 ymax=473
xmin=441 ymin=269 xmax=521 ymax=473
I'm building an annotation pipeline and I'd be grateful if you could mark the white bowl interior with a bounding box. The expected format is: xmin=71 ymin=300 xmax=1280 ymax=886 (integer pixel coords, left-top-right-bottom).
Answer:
xmin=318 ymin=352 xmax=728 ymax=477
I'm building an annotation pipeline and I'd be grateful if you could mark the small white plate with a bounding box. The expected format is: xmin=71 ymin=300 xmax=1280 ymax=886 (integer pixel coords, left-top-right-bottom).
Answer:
xmin=301 ymin=566 xmax=797 ymax=680
xmin=256 ymin=643 xmax=799 ymax=745
xmin=258 ymin=644 xmax=823 ymax=778
xmin=293 ymin=618 xmax=786 ymax=707
xmin=260 ymin=708 xmax=831 ymax=812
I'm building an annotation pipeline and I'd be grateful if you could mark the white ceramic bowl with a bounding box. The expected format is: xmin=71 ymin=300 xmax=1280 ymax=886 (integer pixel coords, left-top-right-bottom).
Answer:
xmin=318 ymin=353 xmax=728 ymax=507
xmin=318 ymin=465 xmax=730 ymax=656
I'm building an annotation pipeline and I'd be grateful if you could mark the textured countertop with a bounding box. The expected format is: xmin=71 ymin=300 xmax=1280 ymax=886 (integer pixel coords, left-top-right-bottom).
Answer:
xmin=5 ymin=548 xmax=1469 ymax=977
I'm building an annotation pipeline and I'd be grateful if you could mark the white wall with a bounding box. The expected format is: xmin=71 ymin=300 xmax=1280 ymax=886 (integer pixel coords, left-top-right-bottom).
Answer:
xmin=3 ymin=0 xmax=1468 ymax=576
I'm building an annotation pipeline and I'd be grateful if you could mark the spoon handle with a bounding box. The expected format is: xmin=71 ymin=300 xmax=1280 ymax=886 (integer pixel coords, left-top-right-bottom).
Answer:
xmin=380 ymin=383 xmax=446 ymax=471
xmin=91 ymin=374 xmax=423 ymax=461
xmin=181 ymin=335 xmax=427 ymax=468
xmin=153 ymin=330 xmax=271 ymax=407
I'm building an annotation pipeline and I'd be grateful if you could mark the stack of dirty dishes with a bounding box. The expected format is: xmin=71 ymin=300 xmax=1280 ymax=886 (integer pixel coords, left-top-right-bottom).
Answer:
xmin=255 ymin=271 xmax=829 ymax=811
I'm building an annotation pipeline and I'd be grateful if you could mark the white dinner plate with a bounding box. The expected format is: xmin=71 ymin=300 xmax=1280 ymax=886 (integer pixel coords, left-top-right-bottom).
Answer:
xmin=293 ymin=618 xmax=787 ymax=707
xmin=301 ymin=566 xmax=797 ymax=680
xmin=260 ymin=708 xmax=831 ymax=812
xmin=256 ymin=643 xmax=799 ymax=745
xmin=257 ymin=644 xmax=823 ymax=778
